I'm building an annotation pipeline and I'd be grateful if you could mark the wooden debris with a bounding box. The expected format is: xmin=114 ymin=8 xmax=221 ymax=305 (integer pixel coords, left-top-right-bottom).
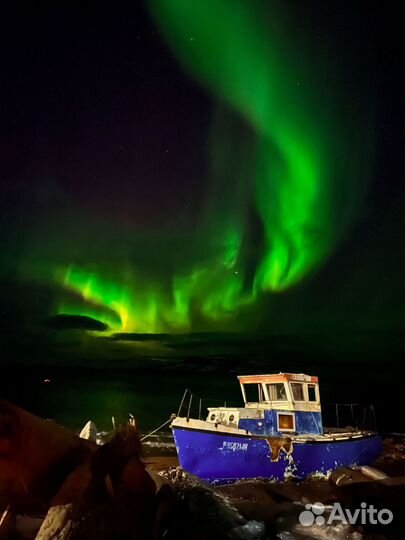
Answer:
xmin=0 ymin=506 xmax=10 ymax=529
xmin=354 ymin=465 xmax=388 ymax=480
xmin=0 ymin=505 xmax=14 ymax=540
xmin=79 ymin=421 xmax=97 ymax=442
xmin=35 ymin=505 xmax=74 ymax=540
xmin=330 ymin=466 xmax=375 ymax=486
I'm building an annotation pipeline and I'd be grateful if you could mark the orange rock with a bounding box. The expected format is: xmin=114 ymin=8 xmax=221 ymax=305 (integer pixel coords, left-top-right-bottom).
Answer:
xmin=0 ymin=400 xmax=96 ymax=511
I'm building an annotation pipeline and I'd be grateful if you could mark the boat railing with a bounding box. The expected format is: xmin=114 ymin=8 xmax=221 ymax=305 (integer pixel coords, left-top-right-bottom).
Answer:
xmin=323 ymin=403 xmax=377 ymax=432
xmin=176 ymin=392 xmax=377 ymax=431
xmin=177 ymin=389 xmax=236 ymax=421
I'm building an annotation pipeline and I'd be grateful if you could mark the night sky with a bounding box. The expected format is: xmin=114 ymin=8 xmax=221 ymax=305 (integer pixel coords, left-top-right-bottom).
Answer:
xmin=0 ymin=1 xmax=402 ymax=365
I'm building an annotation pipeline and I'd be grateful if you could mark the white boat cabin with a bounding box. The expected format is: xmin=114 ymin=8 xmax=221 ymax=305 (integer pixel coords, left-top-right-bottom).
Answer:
xmin=206 ymin=373 xmax=323 ymax=436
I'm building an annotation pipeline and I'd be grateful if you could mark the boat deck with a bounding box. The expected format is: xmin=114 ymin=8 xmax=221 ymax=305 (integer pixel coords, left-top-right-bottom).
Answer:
xmin=171 ymin=417 xmax=376 ymax=443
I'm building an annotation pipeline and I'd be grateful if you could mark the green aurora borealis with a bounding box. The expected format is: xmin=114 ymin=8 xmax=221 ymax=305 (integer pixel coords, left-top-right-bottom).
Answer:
xmin=14 ymin=0 xmax=375 ymax=334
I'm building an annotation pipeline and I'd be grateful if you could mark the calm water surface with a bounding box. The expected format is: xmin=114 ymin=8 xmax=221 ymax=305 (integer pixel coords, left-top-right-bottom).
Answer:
xmin=2 ymin=365 xmax=402 ymax=434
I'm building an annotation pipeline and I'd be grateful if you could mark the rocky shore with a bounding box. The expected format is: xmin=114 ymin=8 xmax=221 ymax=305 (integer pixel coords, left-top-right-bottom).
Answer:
xmin=0 ymin=401 xmax=403 ymax=540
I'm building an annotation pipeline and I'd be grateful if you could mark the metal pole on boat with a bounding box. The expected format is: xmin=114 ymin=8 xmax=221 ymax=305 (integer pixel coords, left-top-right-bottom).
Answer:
xmin=370 ymin=404 xmax=376 ymax=431
xmin=198 ymin=398 xmax=202 ymax=420
xmin=336 ymin=404 xmax=339 ymax=428
xmin=177 ymin=389 xmax=188 ymax=417
xmin=186 ymin=392 xmax=193 ymax=422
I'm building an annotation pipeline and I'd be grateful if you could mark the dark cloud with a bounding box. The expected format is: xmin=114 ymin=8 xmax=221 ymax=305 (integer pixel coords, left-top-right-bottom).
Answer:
xmin=43 ymin=314 xmax=108 ymax=332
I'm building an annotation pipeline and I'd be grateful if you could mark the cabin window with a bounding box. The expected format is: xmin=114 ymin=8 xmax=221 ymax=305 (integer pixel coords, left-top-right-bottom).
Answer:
xmin=243 ymin=383 xmax=262 ymax=403
xmin=291 ymin=382 xmax=305 ymax=402
xmin=267 ymin=383 xmax=287 ymax=401
xmin=277 ymin=412 xmax=295 ymax=431
xmin=307 ymin=384 xmax=317 ymax=402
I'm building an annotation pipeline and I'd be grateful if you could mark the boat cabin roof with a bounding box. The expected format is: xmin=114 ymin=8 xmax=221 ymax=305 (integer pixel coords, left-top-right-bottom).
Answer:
xmin=238 ymin=373 xmax=318 ymax=385
xmin=236 ymin=373 xmax=321 ymax=413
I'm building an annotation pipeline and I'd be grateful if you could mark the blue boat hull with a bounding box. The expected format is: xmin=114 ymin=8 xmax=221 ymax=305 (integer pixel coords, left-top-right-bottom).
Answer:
xmin=172 ymin=427 xmax=382 ymax=483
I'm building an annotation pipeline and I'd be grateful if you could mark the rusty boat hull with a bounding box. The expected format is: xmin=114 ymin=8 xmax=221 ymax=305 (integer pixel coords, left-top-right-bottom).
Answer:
xmin=172 ymin=423 xmax=382 ymax=484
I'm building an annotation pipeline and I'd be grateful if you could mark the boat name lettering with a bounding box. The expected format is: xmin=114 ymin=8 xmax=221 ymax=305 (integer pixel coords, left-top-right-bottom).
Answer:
xmin=222 ymin=441 xmax=248 ymax=452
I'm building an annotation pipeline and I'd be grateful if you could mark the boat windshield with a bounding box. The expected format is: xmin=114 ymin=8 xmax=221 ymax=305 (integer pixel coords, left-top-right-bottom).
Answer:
xmin=267 ymin=383 xmax=287 ymax=401
xmin=243 ymin=383 xmax=263 ymax=402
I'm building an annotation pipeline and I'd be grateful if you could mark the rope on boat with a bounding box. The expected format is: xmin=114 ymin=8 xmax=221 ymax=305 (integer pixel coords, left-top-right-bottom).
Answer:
xmin=140 ymin=414 xmax=176 ymax=442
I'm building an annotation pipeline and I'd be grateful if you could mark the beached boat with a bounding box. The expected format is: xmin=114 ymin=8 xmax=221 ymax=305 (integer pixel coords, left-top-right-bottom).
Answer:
xmin=171 ymin=373 xmax=382 ymax=483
